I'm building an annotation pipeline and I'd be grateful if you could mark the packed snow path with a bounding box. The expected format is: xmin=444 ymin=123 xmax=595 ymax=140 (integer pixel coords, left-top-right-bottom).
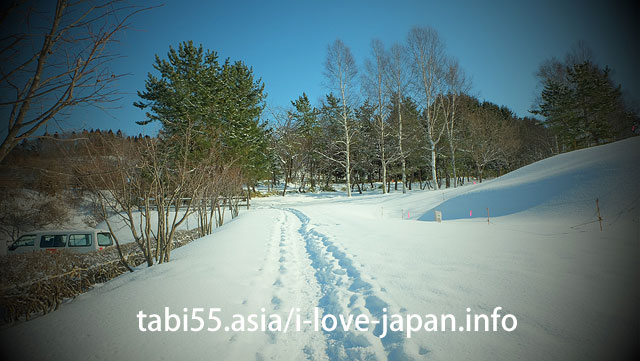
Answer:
xmin=287 ymin=207 xmax=408 ymax=360
xmin=1 ymin=207 xmax=420 ymax=361
xmin=3 ymin=202 xmax=636 ymax=361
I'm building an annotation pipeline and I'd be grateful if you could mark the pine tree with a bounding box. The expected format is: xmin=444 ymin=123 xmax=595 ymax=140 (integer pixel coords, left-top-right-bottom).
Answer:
xmin=533 ymin=60 xmax=625 ymax=150
xmin=290 ymin=93 xmax=320 ymax=191
xmin=134 ymin=41 xmax=221 ymax=159
xmin=568 ymin=62 xmax=621 ymax=145
xmin=134 ymin=41 xmax=268 ymax=182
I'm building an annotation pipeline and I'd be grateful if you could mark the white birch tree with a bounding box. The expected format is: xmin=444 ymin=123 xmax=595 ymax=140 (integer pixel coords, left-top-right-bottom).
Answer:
xmin=442 ymin=58 xmax=470 ymax=187
xmin=407 ymin=26 xmax=447 ymax=189
xmin=322 ymin=39 xmax=358 ymax=197
xmin=362 ymin=39 xmax=393 ymax=193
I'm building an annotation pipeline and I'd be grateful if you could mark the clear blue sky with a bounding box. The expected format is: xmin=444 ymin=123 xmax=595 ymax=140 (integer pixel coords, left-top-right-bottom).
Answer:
xmin=59 ymin=0 xmax=638 ymax=136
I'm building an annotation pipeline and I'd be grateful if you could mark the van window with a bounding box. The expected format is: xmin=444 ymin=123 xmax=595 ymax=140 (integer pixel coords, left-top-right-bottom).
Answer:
xmin=40 ymin=235 xmax=67 ymax=248
xmin=15 ymin=235 xmax=36 ymax=247
xmin=69 ymin=234 xmax=92 ymax=247
xmin=97 ymin=233 xmax=113 ymax=247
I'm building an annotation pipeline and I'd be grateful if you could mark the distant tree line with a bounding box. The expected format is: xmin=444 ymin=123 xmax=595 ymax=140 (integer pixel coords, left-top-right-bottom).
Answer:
xmin=270 ymin=26 xmax=568 ymax=196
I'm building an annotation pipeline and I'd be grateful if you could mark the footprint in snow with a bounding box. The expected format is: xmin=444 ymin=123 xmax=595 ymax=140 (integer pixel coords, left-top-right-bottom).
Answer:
xmin=271 ymin=296 xmax=282 ymax=310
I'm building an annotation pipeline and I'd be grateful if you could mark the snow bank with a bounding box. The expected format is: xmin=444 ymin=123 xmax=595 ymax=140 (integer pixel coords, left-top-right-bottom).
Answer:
xmin=418 ymin=137 xmax=640 ymax=221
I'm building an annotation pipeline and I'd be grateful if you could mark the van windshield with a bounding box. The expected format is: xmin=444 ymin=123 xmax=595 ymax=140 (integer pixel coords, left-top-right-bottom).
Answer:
xmin=97 ymin=233 xmax=113 ymax=247
xmin=40 ymin=235 xmax=67 ymax=248
xmin=10 ymin=235 xmax=36 ymax=249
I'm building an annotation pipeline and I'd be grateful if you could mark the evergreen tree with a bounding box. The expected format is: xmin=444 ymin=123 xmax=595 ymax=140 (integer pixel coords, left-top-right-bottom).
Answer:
xmin=134 ymin=41 xmax=268 ymax=182
xmin=217 ymin=59 xmax=269 ymax=182
xmin=317 ymin=94 xmax=344 ymax=187
xmin=134 ymin=41 xmax=221 ymax=159
xmin=290 ymin=93 xmax=320 ymax=190
xmin=568 ymin=62 xmax=621 ymax=145
xmin=533 ymin=61 xmax=626 ymax=150
xmin=353 ymin=100 xmax=376 ymax=192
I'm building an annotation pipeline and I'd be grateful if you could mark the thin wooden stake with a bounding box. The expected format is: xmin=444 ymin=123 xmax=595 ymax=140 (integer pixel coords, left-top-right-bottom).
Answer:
xmin=487 ymin=207 xmax=490 ymax=225
xmin=596 ymin=198 xmax=602 ymax=231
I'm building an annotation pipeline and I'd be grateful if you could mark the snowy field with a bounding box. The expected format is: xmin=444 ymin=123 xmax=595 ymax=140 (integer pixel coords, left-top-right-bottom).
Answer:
xmin=1 ymin=138 xmax=638 ymax=360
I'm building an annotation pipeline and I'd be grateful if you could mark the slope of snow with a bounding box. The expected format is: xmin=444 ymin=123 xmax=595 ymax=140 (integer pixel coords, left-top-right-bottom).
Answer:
xmin=417 ymin=137 xmax=640 ymax=221
xmin=1 ymin=138 xmax=638 ymax=360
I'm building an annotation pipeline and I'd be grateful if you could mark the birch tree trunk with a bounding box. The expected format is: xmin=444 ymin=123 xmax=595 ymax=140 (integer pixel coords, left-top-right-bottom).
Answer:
xmin=324 ymin=39 xmax=357 ymax=198
xmin=408 ymin=26 xmax=448 ymax=190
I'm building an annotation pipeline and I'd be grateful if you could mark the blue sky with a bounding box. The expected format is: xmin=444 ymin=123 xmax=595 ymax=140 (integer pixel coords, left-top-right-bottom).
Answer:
xmin=56 ymin=0 xmax=638 ymax=136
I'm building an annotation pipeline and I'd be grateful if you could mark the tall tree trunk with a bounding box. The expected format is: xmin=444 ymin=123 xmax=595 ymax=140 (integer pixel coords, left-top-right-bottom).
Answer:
xmin=380 ymin=111 xmax=387 ymax=194
xmin=345 ymin=127 xmax=352 ymax=197
xmin=282 ymin=159 xmax=291 ymax=197
xmin=298 ymin=172 xmax=306 ymax=193
xmin=245 ymin=184 xmax=251 ymax=210
xmin=429 ymin=139 xmax=439 ymax=190
xmin=381 ymin=151 xmax=387 ymax=194
xmin=477 ymin=164 xmax=483 ymax=183
xmin=282 ymin=171 xmax=288 ymax=197
xmin=450 ymin=143 xmax=457 ymax=187
xmin=399 ymin=100 xmax=407 ymax=194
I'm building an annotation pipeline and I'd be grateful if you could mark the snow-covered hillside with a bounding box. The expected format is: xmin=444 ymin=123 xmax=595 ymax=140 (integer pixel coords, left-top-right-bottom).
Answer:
xmin=1 ymin=138 xmax=638 ymax=361
xmin=417 ymin=137 xmax=640 ymax=221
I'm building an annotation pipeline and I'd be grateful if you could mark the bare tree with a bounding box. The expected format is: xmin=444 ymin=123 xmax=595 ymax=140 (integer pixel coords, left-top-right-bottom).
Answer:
xmin=362 ymin=39 xmax=396 ymax=193
xmin=322 ymin=39 xmax=358 ymax=197
xmin=270 ymin=107 xmax=302 ymax=196
xmin=384 ymin=43 xmax=411 ymax=193
xmin=194 ymin=162 xmax=240 ymax=237
xmin=442 ymin=57 xmax=470 ymax=187
xmin=464 ymin=107 xmax=520 ymax=183
xmin=0 ymin=188 xmax=70 ymax=245
xmin=75 ymin=126 xmax=220 ymax=267
xmin=407 ymin=26 xmax=447 ymax=189
xmin=74 ymin=133 xmax=146 ymax=270
xmin=0 ymin=0 xmax=153 ymax=163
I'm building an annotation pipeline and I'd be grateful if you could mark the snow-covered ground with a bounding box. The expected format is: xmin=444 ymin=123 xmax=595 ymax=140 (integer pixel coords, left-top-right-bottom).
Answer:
xmin=1 ymin=138 xmax=638 ymax=360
